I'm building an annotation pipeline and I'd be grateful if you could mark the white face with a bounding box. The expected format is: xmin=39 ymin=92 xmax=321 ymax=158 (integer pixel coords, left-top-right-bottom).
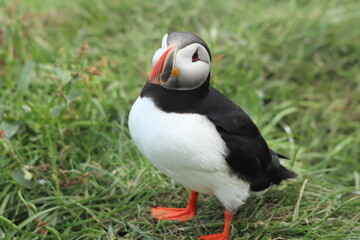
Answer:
xmin=150 ymin=33 xmax=211 ymax=90
xmin=173 ymin=43 xmax=211 ymax=90
xmin=152 ymin=34 xmax=169 ymax=68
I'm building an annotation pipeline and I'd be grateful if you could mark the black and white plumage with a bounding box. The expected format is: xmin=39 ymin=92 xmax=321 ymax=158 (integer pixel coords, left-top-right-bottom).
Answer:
xmin=128 ymin=31 xmax=297 ymax=239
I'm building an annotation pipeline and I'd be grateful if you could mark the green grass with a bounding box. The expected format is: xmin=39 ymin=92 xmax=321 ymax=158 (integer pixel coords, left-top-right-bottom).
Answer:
xmin=1 ymin=0 xmax=359 ymax=239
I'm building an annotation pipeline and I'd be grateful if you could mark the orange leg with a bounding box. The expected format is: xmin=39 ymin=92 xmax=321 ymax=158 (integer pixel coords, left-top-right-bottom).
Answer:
xmin=198 ymin=210 xmax=233 ymax=240
xmin=151 ymin=190 xmax=198 ymax=222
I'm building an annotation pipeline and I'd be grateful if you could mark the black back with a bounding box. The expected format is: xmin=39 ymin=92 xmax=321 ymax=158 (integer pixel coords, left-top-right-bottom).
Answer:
xmin=141 ymin=76 xmax=297 ymax=191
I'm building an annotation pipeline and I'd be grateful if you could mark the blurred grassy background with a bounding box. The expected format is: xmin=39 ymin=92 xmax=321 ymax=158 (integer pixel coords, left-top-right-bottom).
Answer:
xmin=0 ymin=0 xmax=359 ymax=239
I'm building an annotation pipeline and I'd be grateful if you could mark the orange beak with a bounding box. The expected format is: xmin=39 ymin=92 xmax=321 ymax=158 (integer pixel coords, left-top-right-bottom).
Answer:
xmin=149 ymin=44 xmax=178 ymax=85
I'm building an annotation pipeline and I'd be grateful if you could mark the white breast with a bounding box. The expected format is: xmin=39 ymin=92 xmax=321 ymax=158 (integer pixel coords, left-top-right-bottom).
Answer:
xmin=128 ymin=97 xmax=251 ymax=213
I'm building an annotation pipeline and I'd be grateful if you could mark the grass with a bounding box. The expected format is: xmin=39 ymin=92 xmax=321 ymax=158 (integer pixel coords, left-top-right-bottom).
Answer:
xmin=0 ymin=0 xmax=359 ymax=239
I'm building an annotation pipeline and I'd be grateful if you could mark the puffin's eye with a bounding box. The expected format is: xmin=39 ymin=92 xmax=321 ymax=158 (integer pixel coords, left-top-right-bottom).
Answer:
xmin=192 ymin=50 xmax=200 ymax=62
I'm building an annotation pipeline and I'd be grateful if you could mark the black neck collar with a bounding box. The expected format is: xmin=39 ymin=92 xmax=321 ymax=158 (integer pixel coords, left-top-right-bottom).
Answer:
xmin=140 ymin=75 xmax=210 ymax=112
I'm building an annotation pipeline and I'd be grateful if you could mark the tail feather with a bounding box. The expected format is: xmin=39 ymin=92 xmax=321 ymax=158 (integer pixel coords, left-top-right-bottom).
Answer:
xmin=250 ymin=165 xmax=297 ymax=192
xmin=276 ymin=152 xmax=289 ymax=160
xmin=251 ymin=149 xmax=297 ymax=192
xmin=270 ymin=148 xmax=290 ymax=160
xmin=270 ymin=165 xmax=297 ymax=184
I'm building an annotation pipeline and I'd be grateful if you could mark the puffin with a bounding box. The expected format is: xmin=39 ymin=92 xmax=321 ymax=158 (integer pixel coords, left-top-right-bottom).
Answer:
xmin=128 ymin=31 xmax=297 ymax=240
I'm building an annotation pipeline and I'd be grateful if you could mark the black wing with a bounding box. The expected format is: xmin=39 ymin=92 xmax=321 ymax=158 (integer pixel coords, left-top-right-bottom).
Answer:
xmin=205 ymin=88 xmax=272 ymax=177
xmin=205 ymin=87 xmax=297 ymax=191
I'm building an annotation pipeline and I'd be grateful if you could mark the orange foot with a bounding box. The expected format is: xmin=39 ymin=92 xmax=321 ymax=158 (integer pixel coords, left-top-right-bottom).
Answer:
xmin=151 ymin=190 xmax=198 ymax=222
xmin=151 ymin=206 xmax=196 ymax=222
xmin=198 ymin=233 xmax=229 ymax=240
xmin=198 ymin=210 xmax=233 ymax=240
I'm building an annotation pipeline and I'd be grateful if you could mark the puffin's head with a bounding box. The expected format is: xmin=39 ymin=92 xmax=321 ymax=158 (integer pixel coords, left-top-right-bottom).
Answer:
xmin=149 ymin=31 xmax=211 ymax=90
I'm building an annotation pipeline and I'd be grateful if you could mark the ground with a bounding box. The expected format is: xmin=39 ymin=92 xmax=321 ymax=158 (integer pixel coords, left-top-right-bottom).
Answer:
xmin=0 ymin=0 xmax=359 ymax=239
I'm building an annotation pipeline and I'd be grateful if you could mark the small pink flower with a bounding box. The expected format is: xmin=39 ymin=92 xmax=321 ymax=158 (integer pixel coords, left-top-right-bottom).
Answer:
xmin=0 ymin=130 xmax=4 ymax=139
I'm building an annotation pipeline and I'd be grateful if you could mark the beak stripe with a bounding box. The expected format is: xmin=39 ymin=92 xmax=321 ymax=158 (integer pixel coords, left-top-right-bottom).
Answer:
xmin=149 ymin=45 xmax=176 ymax=85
